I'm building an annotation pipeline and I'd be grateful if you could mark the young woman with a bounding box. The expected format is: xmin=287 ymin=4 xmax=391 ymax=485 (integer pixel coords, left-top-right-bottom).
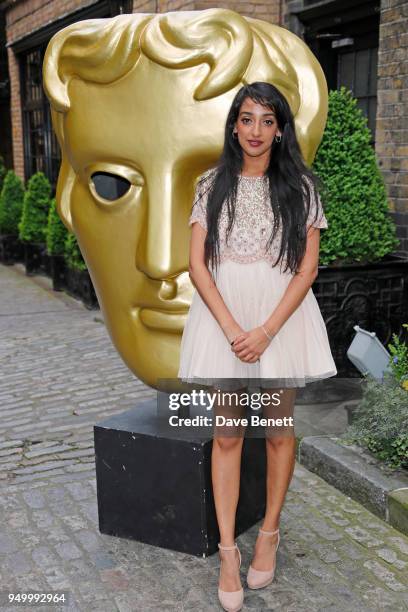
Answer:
xmin=178 ymin=81 xmax=337 ymax=612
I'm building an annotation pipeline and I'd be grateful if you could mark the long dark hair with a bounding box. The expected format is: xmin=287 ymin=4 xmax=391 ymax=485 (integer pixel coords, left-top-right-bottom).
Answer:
xmin=198 ymin=81 xmax=325 ymax=275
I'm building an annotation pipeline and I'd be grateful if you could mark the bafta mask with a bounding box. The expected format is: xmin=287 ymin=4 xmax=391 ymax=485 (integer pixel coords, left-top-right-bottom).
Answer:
xmin=42 ymin=9 xmax=327 ymax=391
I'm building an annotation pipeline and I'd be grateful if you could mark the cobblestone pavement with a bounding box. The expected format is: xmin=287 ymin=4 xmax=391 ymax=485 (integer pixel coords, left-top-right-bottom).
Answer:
xmin=1 ymin=263 xmax=408 ymax=612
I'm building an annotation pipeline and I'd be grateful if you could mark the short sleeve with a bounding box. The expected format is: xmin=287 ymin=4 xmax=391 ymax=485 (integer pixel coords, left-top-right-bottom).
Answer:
xmin=303 ymin=175 xmax=328 ymax=230
xmin=188 ymin=173 xmax=210 ymax=232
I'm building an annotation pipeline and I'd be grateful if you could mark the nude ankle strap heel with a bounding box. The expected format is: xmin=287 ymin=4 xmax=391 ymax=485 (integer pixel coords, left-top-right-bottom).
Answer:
xmin=247 ymin=527 xmax=280 ymax=590
xmin=217 ymin=542 xmax=244 ymax=612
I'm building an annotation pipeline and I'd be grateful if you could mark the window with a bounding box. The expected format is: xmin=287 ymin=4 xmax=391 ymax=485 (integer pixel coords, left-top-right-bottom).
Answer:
xmin=15 ymin=1 xmax=134 ymax=191
xmin=294 ymin=0 xmax=380 ymax=145
xmin=20 ymin=46 xmax=61 ymax=190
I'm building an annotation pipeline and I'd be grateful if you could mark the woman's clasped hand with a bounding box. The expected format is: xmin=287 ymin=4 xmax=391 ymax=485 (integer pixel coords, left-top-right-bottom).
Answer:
xmin=231 ymin=326 xmax=273 ymax=363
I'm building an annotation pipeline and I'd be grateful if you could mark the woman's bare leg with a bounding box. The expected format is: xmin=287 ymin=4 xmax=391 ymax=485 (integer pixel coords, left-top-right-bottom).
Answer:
xmin=211 ymin=385 xmax=248 ymax=591
xmin=250 ymin=387 xmax=297 ymax=571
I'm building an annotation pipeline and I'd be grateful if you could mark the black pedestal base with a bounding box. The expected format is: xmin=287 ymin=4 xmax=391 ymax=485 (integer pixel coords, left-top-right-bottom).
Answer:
xmin=94 ymin=399 xmax=266 ymax=557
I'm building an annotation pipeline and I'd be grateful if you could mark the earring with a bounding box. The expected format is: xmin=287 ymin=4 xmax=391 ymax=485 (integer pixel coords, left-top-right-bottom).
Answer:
xmin=233 ymin=131 xmax=238 ymax=138
xmin=274 ymin=134 xmax=282 ymax=143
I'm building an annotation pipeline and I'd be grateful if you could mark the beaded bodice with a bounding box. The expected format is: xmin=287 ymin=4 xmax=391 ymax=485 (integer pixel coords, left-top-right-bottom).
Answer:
xmin=188 ymin=168 xmax=328 ymax=270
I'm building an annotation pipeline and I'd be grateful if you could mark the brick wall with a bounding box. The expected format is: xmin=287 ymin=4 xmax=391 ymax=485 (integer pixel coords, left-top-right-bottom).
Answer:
xmin=192 ymin=1 xmax=281 ymax=23
xmin=7 ymin=47 xmax=23 ymax=177
xmin=133 ymin=0 xmax=282 ymax=22
xmin=6 ymin=0 xmax=95 ymax=44
xmin=377 ymin=0 xmax=408 ymax=255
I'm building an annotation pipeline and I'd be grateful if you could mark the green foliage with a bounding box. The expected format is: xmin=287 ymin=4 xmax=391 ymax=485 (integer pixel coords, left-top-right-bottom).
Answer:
xmin=387 ymin=324 xmax=408 ymax=383
xmin=0 ymin=170 xmax=25 ymax=234
xmin=341 ymin=374 xmax=408 ymax=470
xmin=46 ymin=198 xmax=68 ymax=256
xmin=18 ymin=172 xmax=52 ymax=243
xmin=0 ymin=155 xmax=7 ymax=194
xmin=64 ymin=232 xmax=87 ymax=271
xmin=313 ymin=86 xmax=399 ymax=266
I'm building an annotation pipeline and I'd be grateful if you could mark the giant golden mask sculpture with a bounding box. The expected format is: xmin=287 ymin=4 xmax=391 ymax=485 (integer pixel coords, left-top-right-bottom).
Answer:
xmin=42 ymin=9 xmax=328 ymax=391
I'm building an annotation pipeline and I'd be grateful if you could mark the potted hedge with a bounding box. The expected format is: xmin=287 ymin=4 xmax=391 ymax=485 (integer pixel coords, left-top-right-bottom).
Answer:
xmin=18 ymin=172 xmax=52 ymax=276
xmin=46 ymin=197 xmax=69 ymax=291
xmin=64 ymin=232 xmax=99 ymax=309
xmin=0 ymin=170 xmax=25 ymax=264
xmin=312 ymin=86 xmax=404 ymax=376
xmin=340 ymin=323 xmax=408 ymax=470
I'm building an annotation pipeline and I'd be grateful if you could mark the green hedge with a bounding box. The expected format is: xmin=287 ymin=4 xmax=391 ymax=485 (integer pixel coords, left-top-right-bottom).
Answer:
xmin=46 ymin=197 xmax=68 ymax=256
xmin=18 ymin=172 xmax=51 ymax=243
xmin=64 ymin=232 xmax=87 ymax=271
xmin=0 ymin=170 xmax=25 ymax=235
xmin=388 ymin=330 xmax=408 ymax=384
xmin=341 ymin=325 xmax=408 ymax=469
xmin=313 ymin=86 xmax=399 ymax=266
xmin=340 ymin=373 xmax=408 ymax=470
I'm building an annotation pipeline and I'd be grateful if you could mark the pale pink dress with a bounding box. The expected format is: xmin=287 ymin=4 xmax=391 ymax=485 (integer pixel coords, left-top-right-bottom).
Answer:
xmin=177 ymin=168 xmax=337 ymax=390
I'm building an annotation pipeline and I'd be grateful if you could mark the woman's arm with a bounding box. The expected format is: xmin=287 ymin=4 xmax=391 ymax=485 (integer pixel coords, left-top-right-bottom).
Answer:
xmin=262 ymin=226 xmax=321 ymax=337
xmin=189 ymin=221 xmax=246 ymax=344
xmin=232 ymin=227 xmax=321 ymax=362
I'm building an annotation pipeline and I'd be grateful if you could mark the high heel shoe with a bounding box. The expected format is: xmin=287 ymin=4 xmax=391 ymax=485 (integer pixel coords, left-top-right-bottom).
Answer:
xmin=246 ymin=527 xmax=280 ymax=589
xmin=217 ymin=542 xmax=244 ymax=612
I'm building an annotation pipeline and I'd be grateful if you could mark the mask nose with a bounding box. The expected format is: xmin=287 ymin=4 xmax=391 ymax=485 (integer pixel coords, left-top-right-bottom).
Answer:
xmin=136 ymin=178 xmax=187 ymax=282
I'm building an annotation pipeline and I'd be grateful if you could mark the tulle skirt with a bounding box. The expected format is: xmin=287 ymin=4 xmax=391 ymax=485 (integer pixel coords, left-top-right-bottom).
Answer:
xmin=177 ymin=259 xmax=337 ymax=391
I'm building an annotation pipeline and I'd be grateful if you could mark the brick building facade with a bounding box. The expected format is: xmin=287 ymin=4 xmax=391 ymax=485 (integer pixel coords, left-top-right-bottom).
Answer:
xmin=376 ymin=1 xmax=408 ymax=255
xmin=1 ymin=0 xmax=407 ymax=253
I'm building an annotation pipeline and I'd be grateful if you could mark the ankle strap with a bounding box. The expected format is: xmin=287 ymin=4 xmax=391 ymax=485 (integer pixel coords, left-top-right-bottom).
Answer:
xmin=218 ymin=541 xmax=242 ymax=568
xmin=218 ymin=542 xmax=237 ymax=550
xmin=259 ymin=527 xmax=279 ymax=536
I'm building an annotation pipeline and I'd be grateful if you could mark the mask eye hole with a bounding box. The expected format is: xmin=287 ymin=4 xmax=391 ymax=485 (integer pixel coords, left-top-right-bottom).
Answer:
xmin=90 ymin=171 xmax=131 ymax=201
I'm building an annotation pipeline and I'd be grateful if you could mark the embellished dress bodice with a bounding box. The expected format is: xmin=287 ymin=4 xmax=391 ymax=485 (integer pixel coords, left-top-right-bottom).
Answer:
xmin=188 ymin=168 xmax=328 ymax=270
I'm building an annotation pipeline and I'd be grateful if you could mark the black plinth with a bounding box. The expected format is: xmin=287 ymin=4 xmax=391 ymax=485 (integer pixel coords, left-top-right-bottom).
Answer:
xmin=94 ymin=398 xmax=266 ymax=557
